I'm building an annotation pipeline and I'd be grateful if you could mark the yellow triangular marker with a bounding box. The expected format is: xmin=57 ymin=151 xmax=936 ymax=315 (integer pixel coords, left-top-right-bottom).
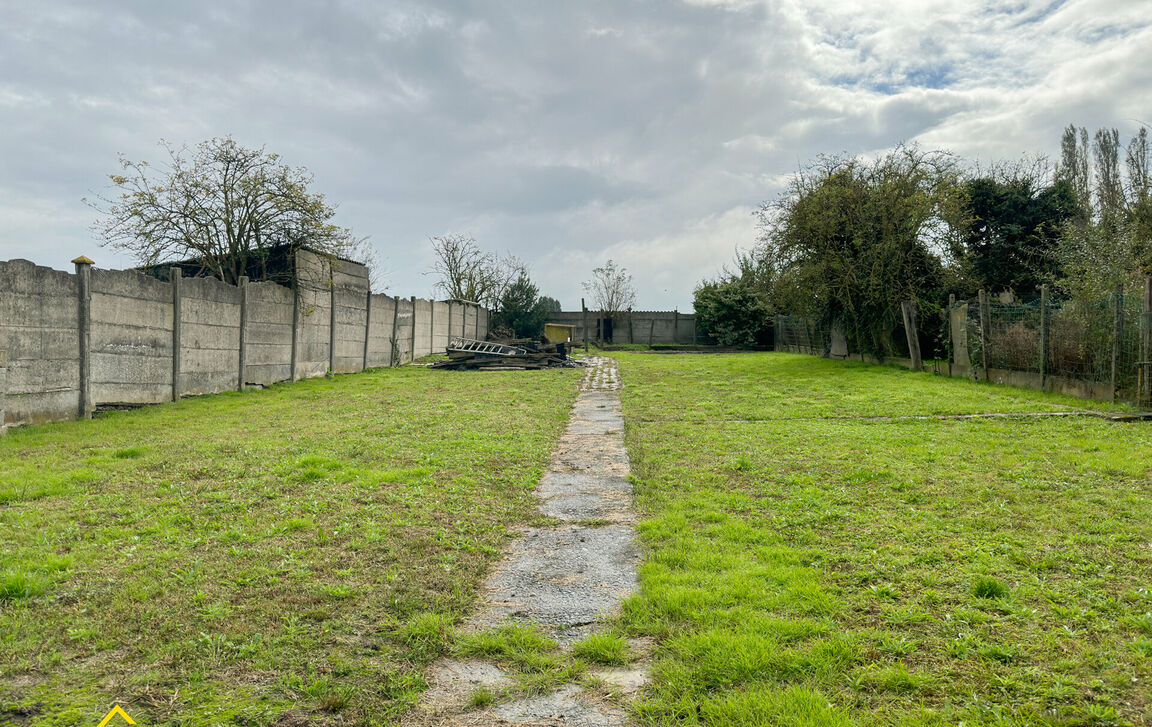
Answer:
xmin=97 ymin=705 xmax=136 ymax=727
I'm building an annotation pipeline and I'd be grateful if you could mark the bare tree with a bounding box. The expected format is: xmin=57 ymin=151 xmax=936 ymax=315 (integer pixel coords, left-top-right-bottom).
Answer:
xmin=582 ymin=259 xmax=637 ymax=314
xmin=85 ymin=137 xmax=370 ymax=285
xmin=427 ymin=234 xmax=525 ymax=308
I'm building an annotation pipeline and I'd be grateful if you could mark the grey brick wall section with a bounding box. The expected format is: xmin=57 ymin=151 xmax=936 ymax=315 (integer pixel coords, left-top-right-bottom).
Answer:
xmin=0 ymin=254 xmax=490 ymax=429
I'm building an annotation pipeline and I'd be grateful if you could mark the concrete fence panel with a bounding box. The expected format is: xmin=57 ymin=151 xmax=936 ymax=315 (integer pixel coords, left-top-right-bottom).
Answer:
xmin=179 ymin=275 xmax=242 ymax=395
xmin=412 ymin=298 xmax=433 ymax=359
xmin=394 ymin=298 xmax=414 ymax=364
xmin=333 ymin=286 xmax=367 ymax=374
xmin=366 ymin=294 xmax=397 ymax=368
xmin=432 ymin=300 xmax=451 ymax=354
xmin=0 ymin=254 xmax=491 ymax=429
xmin=90 ymin=268 xmax=174 ymax=405
xmin=245 ymin=281 xmax=295 ymax=386
xmin=0 ymin=260 xmax=81 ymax=425
xmin=464 ymin=304 xmax=478 ymax=340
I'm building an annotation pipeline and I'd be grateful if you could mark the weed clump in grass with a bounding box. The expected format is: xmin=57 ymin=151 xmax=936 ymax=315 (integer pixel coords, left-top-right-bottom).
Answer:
xmin=0 ymin=571 xmax=44 ymax=601
xmin=468 ymin=686 xmax=496 ymax=708
xmin=571 ymin=633 xmax=630 ymax=666
xmin=112 ymin=447 xmax=145 ymax=459
xmin=392 ymin=612 xmax=454 ymax=661
xmin=972 ymin=575 xmax=1010 ymax=600
xmin=456 ymin=624 xmax=559 ymax=672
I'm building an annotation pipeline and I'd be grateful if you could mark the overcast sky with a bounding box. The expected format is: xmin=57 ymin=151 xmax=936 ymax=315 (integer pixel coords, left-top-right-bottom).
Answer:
xmin=2 ymin=1 xmax=1149 ymax=310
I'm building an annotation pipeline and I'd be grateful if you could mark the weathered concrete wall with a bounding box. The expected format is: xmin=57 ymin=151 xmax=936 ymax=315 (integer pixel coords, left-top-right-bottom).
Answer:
xmin=449 ymin=302 xmax=465 ymax=340
xmin=413 ymin=298 xmax=433 ymax=359
xmin=245 ymin=281 xmax=294 ymax=385
xmin=295 ymin=250 xmax=333 ymax=379
xmin=432 ymin=300 xmax=450 ymax=354
xmin=90 ymin=268 xmax=174 ymax=405
xmin=365 ymin=293 xmax=397 ymax=368
xmin=549 ymin=310 xmax=698 ymax=345
xmin=332 ymin=258 xmax=370 ymax=374
xmin=394 ymin=297 xmax=414 ymax=364
xmin=0 ymin=260 xmax=81 ymax=424
xmin=1 ymin=252 xmax=489 ymax=429
xmin=180 ymin=275 xmax=241 ymax=395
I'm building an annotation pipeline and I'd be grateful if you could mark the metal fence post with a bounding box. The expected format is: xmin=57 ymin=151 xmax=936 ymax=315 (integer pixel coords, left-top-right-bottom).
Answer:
xmin=1039 ymin=284 xmax=1049 ymax=389
xmin=978 ymin=289 xmax=991 ymax=379
xmin=1142 ymin=276 xmax=1152 ymax=403
xmin=1112 ymin=283 xmax=1124 ymax=401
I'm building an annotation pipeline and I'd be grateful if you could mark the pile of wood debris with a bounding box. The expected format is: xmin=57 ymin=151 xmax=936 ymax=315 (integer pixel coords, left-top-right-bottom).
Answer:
xmin=432 ymin=337 xmax=584 ymax=370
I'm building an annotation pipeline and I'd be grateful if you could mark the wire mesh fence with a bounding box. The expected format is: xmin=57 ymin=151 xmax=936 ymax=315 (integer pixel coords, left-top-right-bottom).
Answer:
xmin=957 ymin=286 xmax=1151 ymax=403
xmin=775 ymin=315 xmax=831 ymax=356
xmin=773 ymin=282 xmax=1152 ymax=405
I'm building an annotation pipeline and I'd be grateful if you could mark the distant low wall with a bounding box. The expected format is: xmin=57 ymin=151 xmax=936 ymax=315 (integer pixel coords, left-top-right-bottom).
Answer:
xmin=548 ymin=310 xmax=702 ymax=345
xmin=0 ymin=252 xmax=489 ymax=429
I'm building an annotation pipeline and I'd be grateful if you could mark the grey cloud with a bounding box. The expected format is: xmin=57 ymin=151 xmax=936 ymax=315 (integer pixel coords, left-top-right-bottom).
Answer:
xmin=1 ymin=0 xmax=1149 ymax=309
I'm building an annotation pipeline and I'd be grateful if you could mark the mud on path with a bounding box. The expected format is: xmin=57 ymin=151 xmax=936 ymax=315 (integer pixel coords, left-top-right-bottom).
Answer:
xmin=412 ymin=357 xmax=647 ymax=726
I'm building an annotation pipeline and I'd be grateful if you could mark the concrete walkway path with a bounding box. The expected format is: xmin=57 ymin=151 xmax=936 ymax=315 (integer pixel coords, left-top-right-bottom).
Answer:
xmin=413 ymin=357 xmax=646 ymax=726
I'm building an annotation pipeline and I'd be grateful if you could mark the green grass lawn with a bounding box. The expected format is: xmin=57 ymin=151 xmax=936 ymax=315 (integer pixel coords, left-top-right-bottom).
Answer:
xmin=0 ymin=367 xmax=580 ymax=726
xmin=616 ymin=353 xmax=1152 ymax=726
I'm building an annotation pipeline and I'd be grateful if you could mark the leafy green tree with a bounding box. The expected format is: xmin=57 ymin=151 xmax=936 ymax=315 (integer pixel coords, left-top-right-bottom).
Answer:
xmin=955 ymin=174 xmax=1076 ymax=299
xmin=1055 ymin=124 xmax=1152 ymax=299
xmin=490 ymin=273 xmax=556 ymax=339
xmin=758 ymin=145 xmax=963 ymax=357
xmin=694 ymin=278 xmax=771 ymax=347
xmin=86 ymin=137 xmax=366 ymax=285
xmin=693 ymin=248 xmax=775 ymax=347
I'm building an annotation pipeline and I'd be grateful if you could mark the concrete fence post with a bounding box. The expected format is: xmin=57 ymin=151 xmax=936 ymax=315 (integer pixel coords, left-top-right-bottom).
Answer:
xmin=978 ymin=289 xmax=991 ymax=379
xmin=328 ymin=270 xmax=337 ymax=374
xmin=628 ymin=307 xmax=634 ymax=344
xmin=673 ymin=309 xmax=679 ymax=344
xmin=648 ymin=318 xmax=655 ymax=346
xmin=73 ymin=256 xmax=94 ymax=419
xmin=900 ymin=300 xmax=922 ymax=372
xmin=1039 ymin=285 xmax=1049 ymax=388
xmin=290 ymin=283 xmax=300 ymax=382
xmin=170 ymin=266 xmax=182 ymax=403
xmin=0 ymin=348 xmax=7 ymax=434
xmin=390 ymin=295 xmax=400 ymax=366
xmin=474 ymin=303 xmax=481 ymax=341
xmin=410 ymin=296 xmax=417 ymax=363
xmin=237 ymin=276 xmax=248 ymax=392
xmin=429 ymin=297 xmax=435 ymax=354
xmin=581 ymin=298 xmax=589 ymax=352
xmin=1112 ymin=283 xmax=1124 ymax=401
xmin=363 ymin=290 xmax=372 ymax=371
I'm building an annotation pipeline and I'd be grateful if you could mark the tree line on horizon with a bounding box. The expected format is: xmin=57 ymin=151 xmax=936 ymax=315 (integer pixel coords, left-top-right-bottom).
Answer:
xmin=693 ymin=124 xmax=1152 ymax=356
